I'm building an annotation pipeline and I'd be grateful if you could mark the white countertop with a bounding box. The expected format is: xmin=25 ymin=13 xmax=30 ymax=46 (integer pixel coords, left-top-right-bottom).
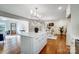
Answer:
xmin=73 ymin=35 xmax=79 ymax=39
xmin=18 ymin=31 xmax=46 ymax=38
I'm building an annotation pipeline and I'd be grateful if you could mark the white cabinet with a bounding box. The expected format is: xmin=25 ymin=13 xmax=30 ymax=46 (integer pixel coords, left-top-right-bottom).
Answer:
xmin=3 ymin=35 xmax=20 ymax=54
xmin=33 ymin=37 xmax=40 ymax=53
xmin=21 ymin=36 xmax=33 ymax=54
xmin=20 ymin=32 xmax=47 ymax=54
xmin=0 ymin=23 xmax=6 ymax=34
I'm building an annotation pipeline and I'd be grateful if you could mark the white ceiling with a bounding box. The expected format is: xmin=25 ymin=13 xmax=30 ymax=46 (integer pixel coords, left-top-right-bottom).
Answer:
xmin=0 ymin=4 xmax=67 ymax=21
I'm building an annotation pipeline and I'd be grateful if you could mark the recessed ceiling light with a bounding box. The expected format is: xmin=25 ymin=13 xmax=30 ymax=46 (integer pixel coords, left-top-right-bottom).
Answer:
xmin=58 ymin=6 xmax=62 ymax=10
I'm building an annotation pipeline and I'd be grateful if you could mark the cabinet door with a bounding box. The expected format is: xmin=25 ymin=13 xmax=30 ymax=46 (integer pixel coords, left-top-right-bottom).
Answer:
xmin=21 ymin=36 xmax=33 ymax=54
xmin=33 ymin=37 xmax=40 ymax=53
xmin=40 ymin=34 xmax=47 ymax=50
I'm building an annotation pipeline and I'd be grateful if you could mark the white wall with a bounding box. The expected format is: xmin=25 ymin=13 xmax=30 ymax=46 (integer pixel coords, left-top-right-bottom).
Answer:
xmin=71 ymin=5 xmax=79 ymax=35
xmin=67 ymin=5 xmax=79 ymax=39
xmin=66 ymin=5 xmax=79 ymax=53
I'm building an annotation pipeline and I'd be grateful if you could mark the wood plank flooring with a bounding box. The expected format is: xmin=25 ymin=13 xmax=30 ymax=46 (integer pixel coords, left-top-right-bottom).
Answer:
xmin=0 ymin=44 xmax=4 ymax=53
xmin=40 ymin=35 xmax=70 ymax=54
xmin=0 ymin=35 xmax=70 ymax=54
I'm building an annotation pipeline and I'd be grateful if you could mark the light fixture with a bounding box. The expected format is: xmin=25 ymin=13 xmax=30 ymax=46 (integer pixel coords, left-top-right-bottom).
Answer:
xmin=58 ymin=6 xmax=62 ymax=10
xmin=30 ymin=8 xmax=55 ymax=20
xmin=30 ymin=7 xmax=39 ymax=19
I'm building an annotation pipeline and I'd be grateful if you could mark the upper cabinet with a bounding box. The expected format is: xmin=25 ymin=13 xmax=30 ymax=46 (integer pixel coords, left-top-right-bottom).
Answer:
xmin=66 ymin=5 xmax=71 ymax=18
xmin=0 ymin=23 xmax=6 ymax=34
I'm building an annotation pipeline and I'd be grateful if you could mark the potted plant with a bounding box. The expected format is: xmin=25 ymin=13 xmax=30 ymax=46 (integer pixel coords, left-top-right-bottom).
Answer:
xmin=59 ymin=26 xmax=64 ymax=35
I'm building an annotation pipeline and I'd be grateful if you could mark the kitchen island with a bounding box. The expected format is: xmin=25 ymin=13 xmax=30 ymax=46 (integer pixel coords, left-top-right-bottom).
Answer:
xmin=20 ymin=32 xmax=47 ymax=54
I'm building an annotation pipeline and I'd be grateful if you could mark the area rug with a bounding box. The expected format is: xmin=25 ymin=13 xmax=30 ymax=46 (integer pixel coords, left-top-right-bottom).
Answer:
xmin=47 ymin=34 xmax=57 ymax=40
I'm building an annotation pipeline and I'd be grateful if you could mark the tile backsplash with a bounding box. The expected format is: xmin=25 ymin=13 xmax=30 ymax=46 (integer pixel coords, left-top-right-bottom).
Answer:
xmin=29 ymin=20 xmax=45 ymax=32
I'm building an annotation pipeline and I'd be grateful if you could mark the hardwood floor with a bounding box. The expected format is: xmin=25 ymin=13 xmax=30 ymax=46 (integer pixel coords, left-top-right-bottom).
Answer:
xmin=0 ymin=44 xmax=4 ymax=53
xmin=0 ymin=34 xmax=70 ymax=54
xmin=40 ymin=35 xmax=70 ymax=54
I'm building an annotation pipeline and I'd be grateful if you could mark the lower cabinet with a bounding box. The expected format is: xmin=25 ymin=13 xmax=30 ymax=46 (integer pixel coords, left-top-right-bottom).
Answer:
xmin=33 ymin=37 xmax=40 ymax=53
